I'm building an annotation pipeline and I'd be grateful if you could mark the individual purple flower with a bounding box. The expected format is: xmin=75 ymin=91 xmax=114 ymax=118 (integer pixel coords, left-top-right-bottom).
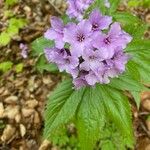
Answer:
xmin=44 ymin=17 xmax=64 ymax=48
xmin=44 ymin=47 xmax=68 ymax=64
xmin=64 ymin=20 xmax=92 ymax=56
xmin=66 ymin=0 xmax=83 ymax=20
xmin=66 ymin=0 xmax=94 ymax=20
xmin=92 ymin=22 xmax=132 ymax=59
xmin=89 ymin=9 xmax=112 ymax=31
xmin=73 ymin=70 xmax=89 ymax=89
xmin=105 ymin=47 xmax=129 ymax=78
xmin=80 ymin=48 xmax=104 ymax=71
xmin=20 ymin=43 xmax=28 ymax=59
xmin=44 ymin=47 xmax=79 ymax=78
xmin=85 ymin=71 xmax=99 ymax=85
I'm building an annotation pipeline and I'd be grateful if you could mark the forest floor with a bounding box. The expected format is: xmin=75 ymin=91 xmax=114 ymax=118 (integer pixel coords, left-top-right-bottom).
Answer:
xmin=0 ymin=0 xmax=150 ymax=150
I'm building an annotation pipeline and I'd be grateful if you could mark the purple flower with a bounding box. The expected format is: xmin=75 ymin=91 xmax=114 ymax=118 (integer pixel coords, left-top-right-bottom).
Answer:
xmin=73 ymin=70 xmax=89 ymax=88
xmin=66 ymin=0 xmax=94 ymax=20
xmin=44 ymin=47 xmax=79 ymax=78
xmin=85 ymin=71 xmax=99 ymax=85
xmin=89 ymin=9 xmax=112 ymax=31
xmin=20 ymin=43 xmax=28 ymax=59
xmin=44 ymin=8 xmax=133 ymax=89
xmin=105 ymin=47 xmax=129 ymax=77
xmin=44 ymin=17 xmax=64 ymax=48
xmin=44 ymin=47 xmax=68 ymax=64
xmin=92 ymin=22 xmax=132 ymax=59
xmin=64 ymin=20 xmax=92 ymax=56
xmin=80 ymin=48 xmax=104 ymax=71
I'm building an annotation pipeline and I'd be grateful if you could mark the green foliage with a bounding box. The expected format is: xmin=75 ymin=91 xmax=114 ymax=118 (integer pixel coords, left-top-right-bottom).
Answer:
xmin=15 ymin=63 xmax=24 ymax=73
xmin=127 ymin=0 xmax=150 ymax=8
xmin=44 ymin=79 xmax=85 ymax=139
xmin=5 ymin=0 xmax=18 ymax=6
xmin=35 ymin=55 xmax=58 ymax=73
xmin=0 ymin=61 xmax=13 ymax=73
xmin=0 ymin=18 xmax=27 ymax=46
xmin=44 ymin=79 xmax=134 ymax=150
xmin=31 ymin=37 xmax=54 ymax=56
xmin=99 ymin=123 xmax=129 ymax=150
xmin=32 ymin=0 xmax=150 ymax=149
xmin=51 ymin=125 xmax=79 ymax=149
xmin=31 ymin=37 xmax=58 ymax=73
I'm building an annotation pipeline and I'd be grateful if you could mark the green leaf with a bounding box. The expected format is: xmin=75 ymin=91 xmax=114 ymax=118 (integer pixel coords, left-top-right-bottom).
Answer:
xmin=9 ymin=18 xmax=27 ymax=29
xmin=76 ymin=87 xmax=105 ymax=150
xmin=31 ymin=37 xmax=54 ymax=56
xmin=101 ymin=140 xmax=116 ymax=150
xmin=0 ymin=32 xmax=11 ymax=46
xmin=36 ymin=55 xmax=58 ymax=73
xmin=15 ymin=63 xmax=24 ymax=73
xmin=7 ymin=25 xmax=19 ymax=37
xmin=113 ymin=12 xmax=141 ymax=25
xmin=133 ymin=53 xmax=150 ymax=83
xmin=124 ymin=23 xmax=147 ymax=39
xmin=126 ymin=61 xmax=141 ymax=81
xmin=109 ymin=74 xmax=145 ymax=92
xmin=44 ymin=80 xmax=85 ymax=139
xmin=0 ymin=61 xmax=13 ymax=73
xmin=98 ymin=85 xmax=134 ymax=148
xmin=109 ymin=0 xmax=120 ymax=14
xmin=5 ymin=0 xmax=18 ymax=6
xmin=126 ymin=40 xmax=150 ymax=53
xmin=131 ymin=91 xmax=141 ymax=109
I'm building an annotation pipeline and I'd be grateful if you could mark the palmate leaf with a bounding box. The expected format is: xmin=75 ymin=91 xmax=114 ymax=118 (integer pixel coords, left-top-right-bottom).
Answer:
xmin=76 ymin=87 xmax=105 ymax=150
xmin=44 ymin=79 xmax=134 ymax=149
xmin=98 ymin=85 xmax=134 ymax=148
xmin=113 ymin=12 xmax=141 ymax=25
xmin=126 ymin=39 xmax=150 ymax=83
xmin=44 ymin=79 xmax=85 ymax=139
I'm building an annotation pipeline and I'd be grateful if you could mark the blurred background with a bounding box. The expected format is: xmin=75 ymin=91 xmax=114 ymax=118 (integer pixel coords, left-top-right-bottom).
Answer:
xmin=0 ymin=0 xmax=150 ymax=149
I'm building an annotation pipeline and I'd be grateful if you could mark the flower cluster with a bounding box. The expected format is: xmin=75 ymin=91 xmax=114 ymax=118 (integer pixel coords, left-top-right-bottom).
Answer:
xmin=44 ymin=2 xmax=132 ymax=89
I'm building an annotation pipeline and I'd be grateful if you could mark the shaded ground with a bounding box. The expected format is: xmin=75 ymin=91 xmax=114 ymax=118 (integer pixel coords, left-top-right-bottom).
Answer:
xmin=0 ymin=0 xmax=150 ymax=150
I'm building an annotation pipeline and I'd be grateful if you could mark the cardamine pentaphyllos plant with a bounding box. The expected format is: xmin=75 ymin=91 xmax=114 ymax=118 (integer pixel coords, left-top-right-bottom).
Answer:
xmin=31 ymin=0 xmax=150 ymax=149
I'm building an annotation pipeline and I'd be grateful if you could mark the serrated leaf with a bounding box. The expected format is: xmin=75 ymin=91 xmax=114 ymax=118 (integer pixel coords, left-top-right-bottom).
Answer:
xmin=124 ymin=23 xmax=147 ymax=39
xmin=126 ymin=40 xmax=150 ymax=53
xmin=31 ymin=37 xmax=54 ymax=56
xmin=76 ymin=87 xmax=105 ymax=150
xmin=98 ymin=85 xmax=134 ymax=148
xmin=131 ymin=91 xmax=141 ymax=109
xmin=126 ymin=61 xmax=141 ymax=81
xmin=133 ymin=53 xmax=150 ymax=84
xmin=113 ymin=12 xmax=141 ymax=25
xmin=109 ymin=74 xmax=145 ymax=92
xmin=44 ymin=80 xmax=85 ymax=139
